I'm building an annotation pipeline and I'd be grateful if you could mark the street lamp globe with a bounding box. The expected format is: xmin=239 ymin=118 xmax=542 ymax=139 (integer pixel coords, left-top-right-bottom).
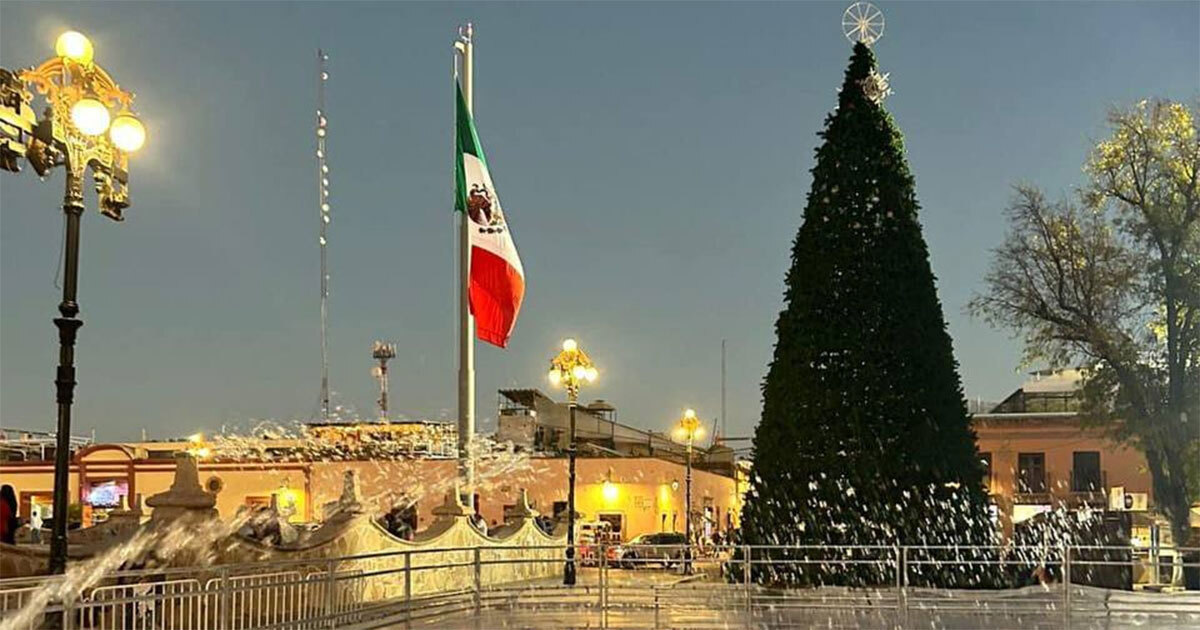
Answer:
xmin=585 ymin=367 xmax=598 ymax=382
xmin=55 ymin=31 xmax=94 ymax=65
xmin=562 ymin=338 xmax=578 ymax=352
xmin=572 ymin=364 xmax=588 ymax=381
xmin=548 ymin=368 xmax=562 ymax=386
xmin=70 ymin=98 xmax=110 ymax=136
xmin=109 ymin=115 xmax=146 ymax=152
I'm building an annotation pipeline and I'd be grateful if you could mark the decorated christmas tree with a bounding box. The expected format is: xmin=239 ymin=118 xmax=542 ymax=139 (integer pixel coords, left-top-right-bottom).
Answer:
xmin=739 ymin=40 xmax=998 ymax=586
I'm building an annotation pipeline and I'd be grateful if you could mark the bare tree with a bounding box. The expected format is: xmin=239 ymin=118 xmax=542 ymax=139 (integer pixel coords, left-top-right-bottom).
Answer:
xmin=971 ymin=100 xmax=1199 ymax=544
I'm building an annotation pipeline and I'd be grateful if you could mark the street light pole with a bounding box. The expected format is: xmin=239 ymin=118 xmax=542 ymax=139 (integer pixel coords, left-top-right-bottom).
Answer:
xmin=566 ymin=394 xmax=578 ymax=585
xmin=2 ymin=31 xmax=146 ymax=575
xmin=685 ymin=429 xmax=693 ymax=574
xmin=548 ymin=338 xmax=598 ymax=586
xmin=49 ymin=176 xmax=85 ymax=575
xmin=674 ymin=408 xmax=703 ymax=576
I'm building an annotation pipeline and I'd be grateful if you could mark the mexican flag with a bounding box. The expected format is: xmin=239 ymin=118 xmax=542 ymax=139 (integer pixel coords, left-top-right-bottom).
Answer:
xmin=455 ymin=82 xmax=525 ymax=348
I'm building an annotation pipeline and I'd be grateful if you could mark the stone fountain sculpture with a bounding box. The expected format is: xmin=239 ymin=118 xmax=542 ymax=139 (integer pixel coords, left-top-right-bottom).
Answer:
xmin=145 ymin=453 xmax=218 ymax=523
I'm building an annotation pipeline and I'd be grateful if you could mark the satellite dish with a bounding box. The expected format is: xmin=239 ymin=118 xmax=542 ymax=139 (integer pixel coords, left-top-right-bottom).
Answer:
xmin=842 ymin=2 xmax=885 ymax=45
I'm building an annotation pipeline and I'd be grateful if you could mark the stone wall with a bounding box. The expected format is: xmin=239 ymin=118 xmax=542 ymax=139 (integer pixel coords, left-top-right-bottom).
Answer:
xmin=1 ymin=455 xmax=566 ymax=616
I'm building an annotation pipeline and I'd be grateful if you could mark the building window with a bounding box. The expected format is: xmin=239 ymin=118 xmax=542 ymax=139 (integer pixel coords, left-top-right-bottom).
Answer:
xmin=1072 ymin=451 xmax=1102 ymax=491
xmin=597 ymin=513 xmax=624 ymax=538
xmin=1017 ymin=453 xmax=1046 ymax=494
xmin=980 ymin=452 xmax=992 ymax=488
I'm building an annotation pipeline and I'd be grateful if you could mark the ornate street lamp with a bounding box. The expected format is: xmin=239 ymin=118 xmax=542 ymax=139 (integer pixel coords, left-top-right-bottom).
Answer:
xmin=674 ymin=408 xmax=704 ymax=575
xmin=1 ymin=30 xmax=146 ymax=575
xmin=547 ymin=337 xmax=598 ymax=586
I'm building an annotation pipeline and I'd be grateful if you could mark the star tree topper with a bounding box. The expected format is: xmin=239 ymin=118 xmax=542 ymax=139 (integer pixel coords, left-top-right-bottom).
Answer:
xmin=842 ymin=2 xmax=885 ymax=46
xmin=841 ymin=4 xmax=892 ymax=104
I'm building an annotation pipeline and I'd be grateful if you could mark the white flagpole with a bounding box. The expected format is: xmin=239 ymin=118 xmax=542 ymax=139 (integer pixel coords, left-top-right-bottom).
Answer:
xmin=455 ymin=23 xmax=476 ymax=501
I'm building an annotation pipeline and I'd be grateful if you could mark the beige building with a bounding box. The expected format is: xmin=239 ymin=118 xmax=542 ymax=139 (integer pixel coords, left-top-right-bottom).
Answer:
xmin=974 ymin=368 xmax=1198 ymax=546
xmin=1 ymin=420 xmax=744 ymax=543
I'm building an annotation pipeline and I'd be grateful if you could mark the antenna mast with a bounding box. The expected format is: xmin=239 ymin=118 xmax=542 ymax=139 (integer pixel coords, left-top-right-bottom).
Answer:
xmin=720 ymin=339 xmax=727 ymax=444
xmin=316 ymin=49 xmax=332 ymax=421
xmin=372 ymin=341 xmax=397 ymax=421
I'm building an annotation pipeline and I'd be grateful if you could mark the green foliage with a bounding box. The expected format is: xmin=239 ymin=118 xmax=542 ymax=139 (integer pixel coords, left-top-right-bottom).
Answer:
xmin=971 ymin=100 xmax=1199 ymax=545
xmin=740 ymin=43 xmax=997 ymax=587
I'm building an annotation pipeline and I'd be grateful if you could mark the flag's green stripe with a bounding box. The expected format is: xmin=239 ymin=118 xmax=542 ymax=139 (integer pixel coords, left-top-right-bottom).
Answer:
xmin=455 ymin=81 xmax=487 ymax=214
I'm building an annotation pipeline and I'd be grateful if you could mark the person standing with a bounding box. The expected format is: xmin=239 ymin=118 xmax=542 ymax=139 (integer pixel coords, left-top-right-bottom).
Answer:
xmin=0 ymin=485 xmax=18 ymax=544
xmin=30 ymin=507 xmax=43 ymax=544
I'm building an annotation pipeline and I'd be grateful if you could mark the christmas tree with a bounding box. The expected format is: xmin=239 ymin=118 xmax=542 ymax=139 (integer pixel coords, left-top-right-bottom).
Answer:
xmin=739 ymin=42 xmax=997 ymax=587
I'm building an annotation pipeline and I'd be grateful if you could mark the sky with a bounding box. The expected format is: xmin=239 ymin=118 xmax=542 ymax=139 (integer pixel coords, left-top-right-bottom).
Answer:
xmin=1 ymin=1 xmax=1197 ymax=443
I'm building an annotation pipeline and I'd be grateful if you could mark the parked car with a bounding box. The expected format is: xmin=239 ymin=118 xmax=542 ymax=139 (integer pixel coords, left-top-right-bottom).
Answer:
xmin=615 ymin=532 xmax=688 ymax=569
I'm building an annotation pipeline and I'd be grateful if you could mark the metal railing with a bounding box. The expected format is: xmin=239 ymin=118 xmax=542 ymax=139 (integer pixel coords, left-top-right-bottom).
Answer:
xmin=1 ymin=543 xmax=1197 ymax=629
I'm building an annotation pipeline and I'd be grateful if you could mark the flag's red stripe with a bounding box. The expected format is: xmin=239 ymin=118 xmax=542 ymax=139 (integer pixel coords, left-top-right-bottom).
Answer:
xmin=469 ymin=246 xmax=525 ymax=348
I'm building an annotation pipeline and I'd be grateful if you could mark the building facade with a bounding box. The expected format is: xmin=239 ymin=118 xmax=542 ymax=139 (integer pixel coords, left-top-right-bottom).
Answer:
xmin=973 ymin=368 xmax=1197 ymax=547
xmin=1 ymin=421 xmax=744 ymax=543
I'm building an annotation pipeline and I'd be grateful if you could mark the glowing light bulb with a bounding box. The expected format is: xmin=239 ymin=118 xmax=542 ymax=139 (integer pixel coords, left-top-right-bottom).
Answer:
xmin=70 ymin=98 xmax=110 ymax=136
xmin=572 ymin=365 xmax=588 ymax=381
xmin=602 ymin=480 xmax=619 ymax=503
xmin=684 ymin=408 xmax=697 ymax=420
xmin=548 ymin=369 xmax=562 ymax=386
xmin=55 ymin=31 xmax=94 ymax=64
xmin=109 ymin=115 xmax=145 ymax=152
xmin=562 ymin=339 xmax=577 ymax=352
xmin=585 ymin=367 xmax=598 ymax=382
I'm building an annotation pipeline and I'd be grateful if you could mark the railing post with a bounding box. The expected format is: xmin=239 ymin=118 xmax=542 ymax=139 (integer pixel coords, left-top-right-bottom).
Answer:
xmin=743 ymin=545 xmax=752 ymax=619
xmin=1062 ymin=545 xmax=1071 ymax=630
xmin=324 ymin=557 xmax=337 ymax=628
xmin=63 ymin=591 xmax=75 ymax=630
xmin=653 ymin=585 xmax=661 ymax=629
xmin=220 ymin=567 xmax=234 ymax=630
xmin=473 ymin=547 xmax=482 ymax=617
xmin=599 ymin=544 xmax=607 ymax=627
xmin=403 ymin=551 xmax=412 ymax=628
xmin=897 ymin=545 xmax=908 ymax=629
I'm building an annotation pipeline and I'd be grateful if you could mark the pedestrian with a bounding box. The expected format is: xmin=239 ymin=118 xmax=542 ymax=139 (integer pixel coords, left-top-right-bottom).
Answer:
xmin=0 ymin=485 xmax=18 ymax=545
xmin=30 ymin=507 xmax=43 ymax=544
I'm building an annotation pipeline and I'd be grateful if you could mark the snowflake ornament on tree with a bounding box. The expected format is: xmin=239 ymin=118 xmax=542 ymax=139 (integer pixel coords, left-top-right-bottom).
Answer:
xmin=858 ymin=69 xmax=892 ymax=104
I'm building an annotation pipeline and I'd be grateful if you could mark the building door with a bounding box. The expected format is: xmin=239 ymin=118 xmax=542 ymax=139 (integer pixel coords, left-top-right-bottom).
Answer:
xmin=1017 ymin=453 xmax=1046 ymax=493
xmin=597 ymin=513 xmax=624 ymax=541
xmin=1072 ymin=451 xmax=1102 ymax=491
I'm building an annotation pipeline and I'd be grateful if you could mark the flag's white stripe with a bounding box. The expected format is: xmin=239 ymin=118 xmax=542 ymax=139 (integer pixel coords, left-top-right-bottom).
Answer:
xmin=463 ymin=154 xmax=524 ymax=277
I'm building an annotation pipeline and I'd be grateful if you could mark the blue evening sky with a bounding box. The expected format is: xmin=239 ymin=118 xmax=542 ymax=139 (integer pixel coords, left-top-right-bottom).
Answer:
xmin=1 ymin=2 xmax=1197 ymax=442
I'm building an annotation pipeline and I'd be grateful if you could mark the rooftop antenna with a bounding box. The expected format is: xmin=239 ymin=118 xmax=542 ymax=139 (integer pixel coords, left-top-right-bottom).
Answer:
xmin=720 ymin=339 xmax=726 ymax=444
xmin=316 ymin=49 xmax=332 ymax=421
xmin=372 ymin=341 xmax=397 ymax=421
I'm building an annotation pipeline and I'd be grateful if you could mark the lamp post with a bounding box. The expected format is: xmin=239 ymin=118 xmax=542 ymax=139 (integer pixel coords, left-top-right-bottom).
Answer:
xmin=547 ymin=337 xmax=598 ymax=586
xmin=674 ymin=408 xmax=703 ymax=575
xmin=1 ymin=31 xmax=146 ymax=575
